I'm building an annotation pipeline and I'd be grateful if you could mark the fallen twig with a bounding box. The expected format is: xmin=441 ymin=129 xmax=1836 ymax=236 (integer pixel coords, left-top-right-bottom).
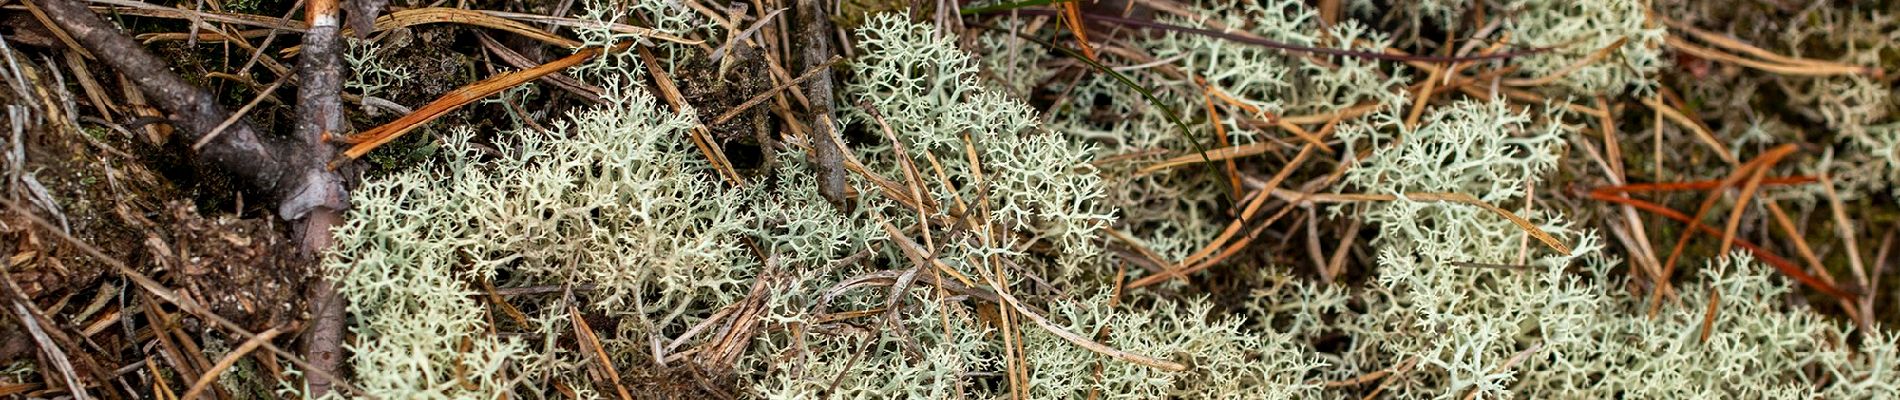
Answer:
xmin=36 ymin=0 xmax=339 ymax=220
xmin=795 ymin=0 xmax=848 ymax=206
xmin=709 ymin=54 xmax=842 ymax=126
xmin=293 ymin=0 xmax=353 ymax=397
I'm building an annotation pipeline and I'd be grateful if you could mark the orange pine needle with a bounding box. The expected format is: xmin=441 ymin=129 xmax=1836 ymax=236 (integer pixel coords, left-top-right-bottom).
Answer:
xmin=335 ymin=42 xmax=629 ymax=166
xmin=1586 ymin=191 xmax=1854 ymax=301
xmin=1059 ymin=2 xmax=1099 ymax=62
xmin=1589 ymin=176 xmax=1816 ymax=194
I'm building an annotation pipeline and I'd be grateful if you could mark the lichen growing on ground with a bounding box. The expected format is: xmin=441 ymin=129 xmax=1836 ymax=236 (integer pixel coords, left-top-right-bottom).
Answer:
xmin=314 ymin=0 xmax=1900 ymax=398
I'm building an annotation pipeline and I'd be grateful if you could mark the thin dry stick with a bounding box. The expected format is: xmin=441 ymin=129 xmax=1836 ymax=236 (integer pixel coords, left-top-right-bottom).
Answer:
xmin=0 ymin=199 xmax=373 ymax=398
xmin=294 ymin=2 xmax=353 ymax=396
xmin=181 ymin=326 xmax=286 ymax=400
xmin=709 ymin=55 xmax=842 ymax=125
xmin=194 ymin=73 xmax=288 ymax=150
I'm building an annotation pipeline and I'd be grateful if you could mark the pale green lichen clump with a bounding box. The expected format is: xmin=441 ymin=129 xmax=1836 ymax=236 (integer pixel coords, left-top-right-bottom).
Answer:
xmin=318 ymin=0 xmax=1899 ymax=398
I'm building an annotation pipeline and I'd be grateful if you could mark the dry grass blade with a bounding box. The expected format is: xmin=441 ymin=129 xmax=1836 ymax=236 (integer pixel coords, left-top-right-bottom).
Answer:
xmin=1135 ymin=142 xmax=1280 ymax=176
xmin=1763 ymin=201 xmax=1834 ymax=289
xmin=1870 ymin=231 xmax=1894 ymax=324
xmin=1102 ymin=227 xmax=1169 ymax=269
xmin=1291 ymin=191 xmax=1572 ymax=255
xmin=21 ymin=0 xmax=95 ymax=58
xmin=282 ymin=7 xmax=582 ymax=55
xmin=1459 ymin=343 xmax=1543 ymax=400
xmin=1664 ymin=35 xmax=1879 ymax=77
xmin=708 ymin=7 xmax=785 ymax=63
xmin=181 ymin=326 xmax=287 ymax=400
xmin=475 ymin=10 xmax=703 ymax=45
xmin=1057 ymin=1 xmax=1098 ymax=61
xmin=635 ymin=46 xmax=744 ymax=186
xmin=1656 ymin=16 xmax=1855 ymax=70
xmin=1404 ymin=61 xmax=1444 ymax=129
xmin=80 ymin=0 xmax=307 ymax=30
xmin=1641 ymin=96 xmax=1738 ymax=165
xmin=1132 ymin=145 xmax=1319 ymax=288
xmin=1281 ymin=101 xmax=1383 ymax=125
xmin=1716 ymin=165 xmax=1771 ymax=257
xmin=962 ymin=252 xmax=1189 ymax=372
xmin=1503 ymin=37 xmax=1628 ymax=87
xmin=1202 ymin=91 xmax=1243 ymax=198
xmin=475 ymin=33 xmax=604 ymax=103
xmin=570 ymin=305 xmax=635 ymax=400
xmin=0 ymin=383 xmax=41 ymax=397
xmin=1819 ymin=172 xmax=1870 ymax=297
